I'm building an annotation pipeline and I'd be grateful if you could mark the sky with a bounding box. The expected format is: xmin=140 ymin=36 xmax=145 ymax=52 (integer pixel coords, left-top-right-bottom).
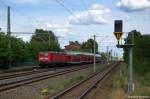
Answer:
xmin=0 ymin=0 xmax=150 ymax=57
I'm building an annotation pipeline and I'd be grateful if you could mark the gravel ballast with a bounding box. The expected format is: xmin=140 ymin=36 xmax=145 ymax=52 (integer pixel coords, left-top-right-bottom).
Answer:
xmin=0 ymin=64 xmax=105 ymax=99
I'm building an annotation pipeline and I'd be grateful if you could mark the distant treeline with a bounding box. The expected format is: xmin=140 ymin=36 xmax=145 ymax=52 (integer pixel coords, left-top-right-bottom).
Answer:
xmin=0 ymin=29 xmax=61 ymax=68
xmin=0 ymin=29 xmax=100 ymax=69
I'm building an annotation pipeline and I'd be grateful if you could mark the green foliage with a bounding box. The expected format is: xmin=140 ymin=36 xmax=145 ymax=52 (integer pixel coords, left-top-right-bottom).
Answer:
xmin=80 ymin=38 xmax=98 ymax=53
xmin=123 ymin=30 xmax=150 ymax=83
xmin=100 ymin=52 xmax=108 ymax=60
xmin=111 ymin=63 xmax=150 ymax=96
xmin=111 ymin=75 xmax=128 ymax=90
xmin=27 ymin=29 xmax=61 ymax=59
xmin=0 ymin=29 xmax=61 ymax=68
xmin=123 ymin=30 xmax=142 ymax=64
xmin=111 ymin=63 xmax=128 ymax=91
xmin=0 ymin=32 xmax=27 ymax=68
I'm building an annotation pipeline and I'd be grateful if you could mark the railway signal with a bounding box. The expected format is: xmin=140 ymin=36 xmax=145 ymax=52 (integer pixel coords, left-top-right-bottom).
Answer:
xmin=114 ymin=20 xmax=134 ymax=92
xmin=114 ymin=20 xmax=123 ymax=44
xmin=114 ymin=32 xmax=122 ymax=41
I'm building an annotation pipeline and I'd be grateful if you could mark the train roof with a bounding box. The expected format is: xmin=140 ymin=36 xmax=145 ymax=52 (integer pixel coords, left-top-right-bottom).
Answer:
xmin=39 ymin=51 xmax=64 ymax=54
xmin=65 ymin=51 xmax=101 ymax=57
xmin=39 ymin=51 xmax=101 ymax=57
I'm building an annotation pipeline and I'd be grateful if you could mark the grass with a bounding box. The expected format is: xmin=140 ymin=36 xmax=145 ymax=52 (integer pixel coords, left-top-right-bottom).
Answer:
xmin=135 ymin=72 xmax=150 ymax=87
xmin=132 ymin=80 xmax=150 ymax=96
xmin=109 ymin=63 xmax=150 ymax=99
xmin=111 ymin=63 xmax=128 ymax=90
xmin=111 ymin=75 xmax=128 ymax=90
xmin=110 ymin=89 xmax=125 ymax=99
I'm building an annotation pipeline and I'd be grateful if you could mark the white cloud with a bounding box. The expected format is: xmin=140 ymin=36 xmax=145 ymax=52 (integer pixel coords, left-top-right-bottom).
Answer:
xmin=117 ymin=0 xmax=150 ymax=12
xmin=69 ymin=4 xmax=110 ymax=25
xmin=38 ymin=22 xmax=72 ymax=36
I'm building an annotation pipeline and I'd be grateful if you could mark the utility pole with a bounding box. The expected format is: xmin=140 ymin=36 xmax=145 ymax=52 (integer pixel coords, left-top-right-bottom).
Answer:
xmin=93 ymin=35 xmax=96 ymax=72
xmin=113 ymin=51 xmax=116 ymax=61
xmin=128 ymin=32 xmax=134 ymax=92
xmin=7 ymin=6 xmax=11 ymax=37
xmin=7 ymin=6 xmax=11 ymax=68
xmin=106 ymin=46 xmax=109 ymax=64
xmin=110 ymin=49 xmax=112 ymax=61
xmin=48 ymin=31 xmax=51 ymax=49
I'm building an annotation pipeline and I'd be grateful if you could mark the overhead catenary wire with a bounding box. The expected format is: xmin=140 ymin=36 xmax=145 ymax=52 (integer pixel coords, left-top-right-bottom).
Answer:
xmin=0 ymin=1 xmax=123 ymax=58
xmin=1 ymin=7 xmax=38 ymax=31
xmin=55 ymin=0 xmax=113 ymax=45
xmin=0 ymin=0 xmax=84 ymax=39
xmin=0 ymin=3 xmax=38 ymax=29
xmin=0 ymin=0 xmax=55 ymax=30
xmin=54 ymin=0 xmax=97 ymax=34
xmin=78 ymin=0 xmax=98 ymax=33
xmin=10 ymin=8 xmax=52 ymax=28
xmin=1 ymin=0 xmax=100 ymax=38
xmin=9 ymin=31 xmax=79 ymax=42
xmin=0 ymin=0 xmax=118 ymax=53
xmin=10 ymin=31 xmax=92 ymax=43
xmin=63 ymin=0 xmax=98 ymax=34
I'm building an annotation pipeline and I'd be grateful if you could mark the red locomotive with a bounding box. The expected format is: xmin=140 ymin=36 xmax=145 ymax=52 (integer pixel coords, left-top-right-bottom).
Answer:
xmin=38 ymin=51 xmax=101 ymax=67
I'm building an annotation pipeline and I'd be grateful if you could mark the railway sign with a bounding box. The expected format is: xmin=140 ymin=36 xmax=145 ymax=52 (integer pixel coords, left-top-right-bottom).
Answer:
xmin=114 ymin=32 xmax=123 ymax=41
xmin=114 ymin=20 xmax=123 ymax=41
xmin=114 ymin=20 xmax=134 ymax=92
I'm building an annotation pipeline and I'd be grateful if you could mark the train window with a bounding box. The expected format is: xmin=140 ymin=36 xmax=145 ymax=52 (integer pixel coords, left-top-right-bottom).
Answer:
xmin=39 ymin=53 xmax=48 ymax=56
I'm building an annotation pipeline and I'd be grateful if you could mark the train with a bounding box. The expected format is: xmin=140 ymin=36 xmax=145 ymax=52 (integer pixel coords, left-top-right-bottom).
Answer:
xmin=38 ymin=51 xmax=101 ymax=67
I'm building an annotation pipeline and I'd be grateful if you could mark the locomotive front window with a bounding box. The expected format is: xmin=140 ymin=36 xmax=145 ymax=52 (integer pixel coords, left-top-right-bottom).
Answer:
xmin=39 ymin=53 xmax=48 ymax=56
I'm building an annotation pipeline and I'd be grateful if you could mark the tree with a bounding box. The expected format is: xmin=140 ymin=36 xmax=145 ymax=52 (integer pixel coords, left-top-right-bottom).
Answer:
xmin=100 ymin=52 xmax=108 ymax=60
xmin=80 ymin=39 xmax=98 ymax=53
xmin=0 ymin=29 xmax=61 ymax=68
xmin=123 ymin=30 xmax=150 ymax=76
xmin=27 ymin=29 xmax=61 ymax=59
xmin=0 ymin=32 xmax=27 ymax=68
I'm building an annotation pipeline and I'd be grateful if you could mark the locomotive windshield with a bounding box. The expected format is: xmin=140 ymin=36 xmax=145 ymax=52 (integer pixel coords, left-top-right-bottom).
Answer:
xmin=39 ymin=53 xmax=48 ymax=56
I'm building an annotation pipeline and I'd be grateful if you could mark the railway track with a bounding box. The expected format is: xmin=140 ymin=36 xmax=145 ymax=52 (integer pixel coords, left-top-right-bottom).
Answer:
xmin=0 ymin=64 xmax=90 ymax=81
xmin=50 ymin=62 xmax=119 ymax=99
xmin=0 ymin=66 xmax=38 ymax=75
xmin=0 ymin=68 xmax=52 ymax=80
xmin=0 ymin=64 xmax=91 ymax=92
